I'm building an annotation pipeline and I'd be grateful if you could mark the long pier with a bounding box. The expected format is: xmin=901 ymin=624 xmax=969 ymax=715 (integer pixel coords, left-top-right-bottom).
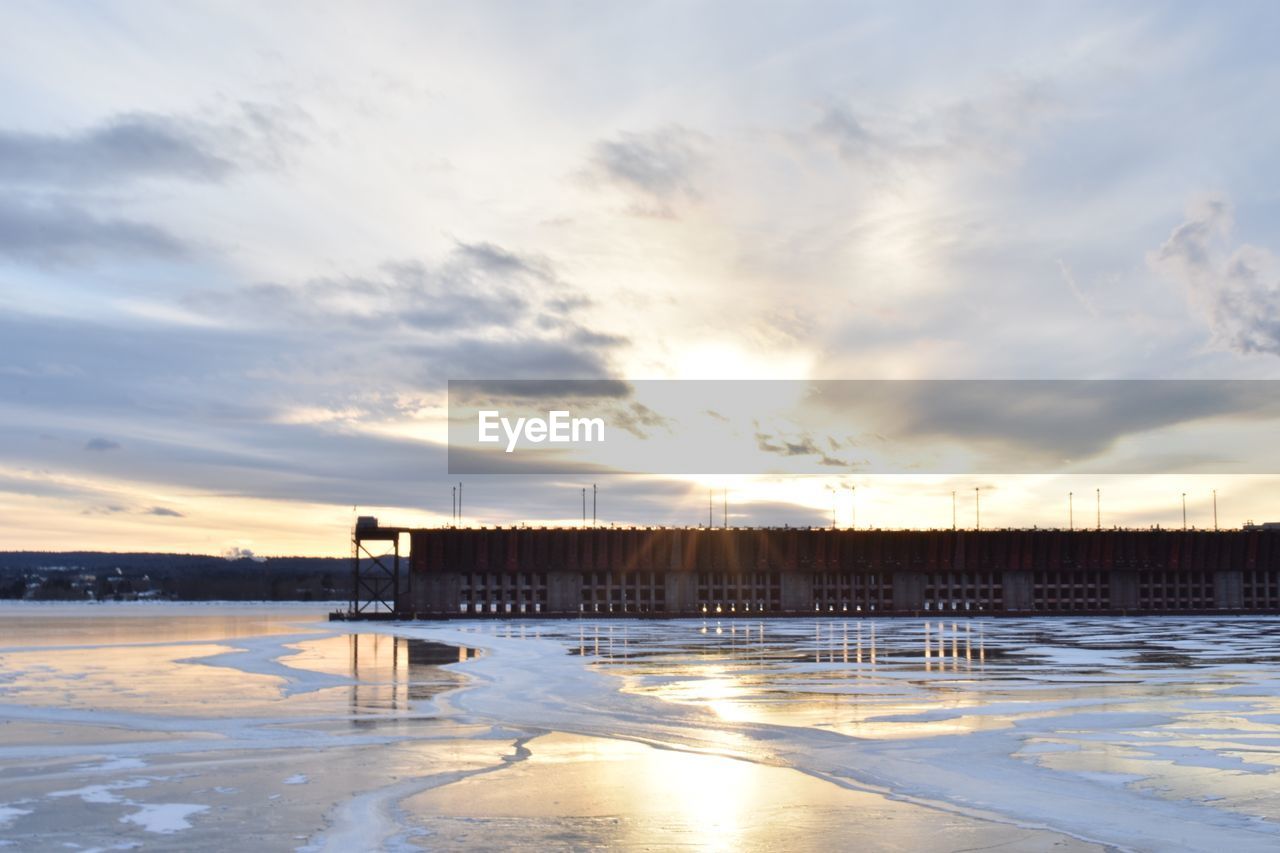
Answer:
xmin=335 ymin=523 xmax=1280 ymax=618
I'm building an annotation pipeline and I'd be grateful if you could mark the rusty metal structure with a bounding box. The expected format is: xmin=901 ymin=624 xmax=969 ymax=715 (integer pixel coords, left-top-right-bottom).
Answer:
xmin=348 ymin=516 xmax=409 ymax=616
xmin=337 ymin=522 xmax=1280 ymax=618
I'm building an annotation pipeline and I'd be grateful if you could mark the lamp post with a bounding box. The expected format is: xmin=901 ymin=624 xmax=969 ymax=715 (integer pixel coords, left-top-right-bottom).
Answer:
xmin=975 ymin=487 xmax=980 ymax=531
xmin=1213 ymin=489 xmax=1218 ymax=531
xmin=1069 ymin=491 xmax=1073 ymax=531
xmin=951 ymin=490 xmax=956 ymax=531
xmin=1182 ymin=492 xmax=1187 ymax=531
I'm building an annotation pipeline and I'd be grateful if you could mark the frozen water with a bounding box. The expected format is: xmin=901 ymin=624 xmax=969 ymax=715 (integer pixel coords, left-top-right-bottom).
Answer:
xmin=2 ymin=603 xmax=1280 ymax=850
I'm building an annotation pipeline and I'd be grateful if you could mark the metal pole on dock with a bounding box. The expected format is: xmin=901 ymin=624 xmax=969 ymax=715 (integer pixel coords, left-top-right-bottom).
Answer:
xmin=1069 ymin=491 xmax=1073 ymax=531
xmin=1182 ymin=492 xmax=1187 ymax=531
xmin=1096 ymin=488 xmax=1100 ymax=531
xmin=975 ymin=487 xmax=980 ymax=531
xmin=1214 ymin=489 xmax=1218 ymax=531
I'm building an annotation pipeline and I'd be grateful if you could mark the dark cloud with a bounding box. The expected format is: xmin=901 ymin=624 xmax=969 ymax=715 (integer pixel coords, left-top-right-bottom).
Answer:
xmin=588 ymin=126 xmax=706 ymax=212
xmin=755 ymin=431 xmax=848 ymax=467
xmin=84 ymin=438 xmax=121 ymax=452
xmin=145 ymin=506 xmax=184 ymax=517
xmin=0 ymin=105 xmax=305 ymax=268
xmin=450 ymin=379 xmax=633 ymax=401
xmin=804 ymin=380 xmax=1280 ymax=470
xmin=81 ymin=504 xmax=128 ymax=516
xmin=0 ymin=105 xmax=304 ymax=188
xmin=813 ymin=105 xmax=878 ymax=162
xmin=452 ymin=240 xmax=550 ymax=276
xmin=0 ymin=197 xmax=185 ymax=265
xmin=1150 ymin=195 xmax=1280 ymax=357
xmin=0 ymin=113 xmax=231 ymax=186
xmin=185 ymin=241 xmax=606 ymax=342
xmin=405 ymin=337 xmax=616 ymax=380
xmin=610 ymin=402 xmax=671 ymax=439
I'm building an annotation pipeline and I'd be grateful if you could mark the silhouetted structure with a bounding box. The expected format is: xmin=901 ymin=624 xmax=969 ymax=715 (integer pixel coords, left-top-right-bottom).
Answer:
xmin=338 ymin=522 xmax=1280 ymax=618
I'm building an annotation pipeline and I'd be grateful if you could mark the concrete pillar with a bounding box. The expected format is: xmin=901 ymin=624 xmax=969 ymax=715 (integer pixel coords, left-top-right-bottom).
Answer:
xmin=781 ymin=573 xmax=812 ymax=612
xmin=666 ymin=571 xmax=699 ymax=614
xmin=1110 ymin=569 xmax=1138 ymax=611
xmin=1214 ymin=570 xmax=1243 ymax=610
xmin=1002 ymin=570 xmax=1033 ymax=612
xmin=412 ymin=572 xmax=460 ymax=615
xmin=893 ymin=571 xmax=925 ymax=612
xmin=547 ymin=571 xmax=580 ymax=614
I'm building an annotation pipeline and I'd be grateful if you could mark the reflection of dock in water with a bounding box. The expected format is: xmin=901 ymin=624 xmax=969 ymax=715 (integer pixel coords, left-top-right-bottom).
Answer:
xmin=345 ymin=634 xmax=476 ymax=722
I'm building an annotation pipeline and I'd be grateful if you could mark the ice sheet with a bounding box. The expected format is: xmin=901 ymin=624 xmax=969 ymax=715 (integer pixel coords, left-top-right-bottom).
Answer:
xmin=3 ymin=604 xmax=1280 ymax=851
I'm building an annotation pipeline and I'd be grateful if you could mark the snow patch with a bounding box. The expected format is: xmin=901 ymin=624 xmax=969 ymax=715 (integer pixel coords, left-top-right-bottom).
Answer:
xmin=0 ymin=805 xmax=32 ymax=828
xmin=49 ymin=779 xmax=150 ymax=804
xmin=119 ymin=803 xmax=208 ymax=834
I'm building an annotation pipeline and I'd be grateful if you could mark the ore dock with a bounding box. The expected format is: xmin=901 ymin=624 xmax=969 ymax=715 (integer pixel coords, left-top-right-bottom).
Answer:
xmin=332 ymin=516 xmax=1280 ymax=619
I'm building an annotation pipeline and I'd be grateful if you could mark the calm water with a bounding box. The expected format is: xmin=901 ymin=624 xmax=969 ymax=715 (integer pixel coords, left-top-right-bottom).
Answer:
xmin=2 ymin=604 xmax=1279 ymax=851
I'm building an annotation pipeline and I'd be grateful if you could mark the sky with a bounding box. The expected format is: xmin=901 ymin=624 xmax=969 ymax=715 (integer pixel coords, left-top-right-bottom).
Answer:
xmin=2 ymin=1 xmax=1280 ymax=556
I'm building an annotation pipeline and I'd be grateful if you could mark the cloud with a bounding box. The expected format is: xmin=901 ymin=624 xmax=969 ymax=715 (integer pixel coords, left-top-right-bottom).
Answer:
xmin=145 ymin=506 xmax=184 ymax=517
xmin=404 ymin=336 xmax=618 ymax=380
xmin=0 ymin=105 xmax=303 ymax=188
xmin=1150 ymin=195 xmax=1280 ymax=357
xmin=755 ymin=430 xmax=848 ymax=467
xmin=1057 ymin=259 xmax=1099 ymax=318
xmin=180 ymin=240 xmax=629 ymax=389
xmin=450 ymin=379 xmax=633 ymax=401
xmin=187 ymin=241 xmax=595 ymax=336
xmin=81 ymin=504 xmax=129 ymax=516
xmin=84 ymin=438 xmax=121 ymax=452
xmin=0 ymin=197 xmax=185 ymax=265
xmin=812 ymin=77 xmax=1066 ymax=174
xmin=0 ymin=105 xmax=306 ymax=267
xmin=587 ymin=126 xmax=706 ymax=213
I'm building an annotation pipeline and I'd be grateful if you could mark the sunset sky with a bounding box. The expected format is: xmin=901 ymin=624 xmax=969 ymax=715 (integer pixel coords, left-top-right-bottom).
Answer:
xmin=2 ymin=2 xmax=1279 ymax=556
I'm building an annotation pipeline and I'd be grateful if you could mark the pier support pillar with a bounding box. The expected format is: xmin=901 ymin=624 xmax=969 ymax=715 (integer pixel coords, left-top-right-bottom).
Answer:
xmin=1110 ymin=569 xmax=1138 ymax=610
xmin=547 ymin=571 xmax=580 ymax=615
xmin=781 ymin=573 xmax=813 ymax=612
xmin=666 ymin=572 xmax=699 ymax=614
xmin=412 ymin=571 xmax=459 ymax=615
xmin=1214 ymin=570 xmax=1243 ymax=610
xmin=1002 ymin=570 xmax=1033 ymax=612
xmin=893 ymin=571 xmax=925 ymax=612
